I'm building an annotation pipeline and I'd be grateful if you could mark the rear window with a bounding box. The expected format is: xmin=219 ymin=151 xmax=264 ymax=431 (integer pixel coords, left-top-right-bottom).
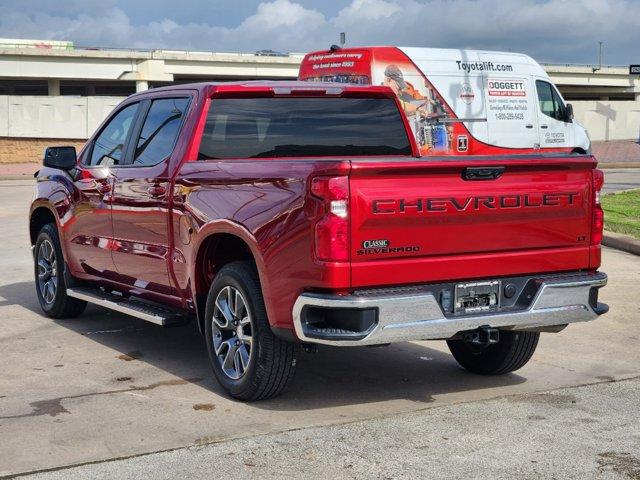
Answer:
xmin=198 ymin=97 xmax=411 ymax=159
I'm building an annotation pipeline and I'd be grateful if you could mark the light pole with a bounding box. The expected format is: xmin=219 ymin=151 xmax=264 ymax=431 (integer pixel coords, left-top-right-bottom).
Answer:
xmin=592 ymin=41 xmax=603 ymax=73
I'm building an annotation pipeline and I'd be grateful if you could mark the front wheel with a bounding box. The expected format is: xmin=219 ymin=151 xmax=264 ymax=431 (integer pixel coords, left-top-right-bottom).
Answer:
xmin=34 ymin=223 xmax=87 ymax=319
xmin=204 ymin=261 xmax=298 ymax=401
xmin=447 ymin=330 xmax=540 ymax=375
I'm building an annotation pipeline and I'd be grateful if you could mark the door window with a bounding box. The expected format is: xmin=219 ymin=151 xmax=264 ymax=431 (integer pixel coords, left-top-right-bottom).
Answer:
xmin=133 ymin=98 xmax=190 ymax=166
xmin=88 ymin=103 xmax=139 ymax=166
xmin=536 ymin=80 xmax=566 ymax=121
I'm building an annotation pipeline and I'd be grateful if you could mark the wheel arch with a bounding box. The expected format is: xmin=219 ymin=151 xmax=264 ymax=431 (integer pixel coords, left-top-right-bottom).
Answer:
xmin=29 ymin=204 xmax=58 ymax=246
xmin=191 ymin=222 xmax=270 ymax=334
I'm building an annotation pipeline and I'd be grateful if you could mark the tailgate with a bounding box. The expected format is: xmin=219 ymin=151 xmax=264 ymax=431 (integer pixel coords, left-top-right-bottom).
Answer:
xmin=349 ymin=157 xmax=595 ymax=287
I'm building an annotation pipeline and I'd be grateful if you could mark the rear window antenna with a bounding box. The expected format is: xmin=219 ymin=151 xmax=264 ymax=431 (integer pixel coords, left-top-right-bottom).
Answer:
xmin=330 ymin=32 xmax=346 ymax=52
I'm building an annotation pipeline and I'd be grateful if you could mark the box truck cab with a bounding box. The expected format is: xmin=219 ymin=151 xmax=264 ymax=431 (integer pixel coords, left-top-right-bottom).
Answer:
xmin=298 ymin=46 xmax=591 ymax=156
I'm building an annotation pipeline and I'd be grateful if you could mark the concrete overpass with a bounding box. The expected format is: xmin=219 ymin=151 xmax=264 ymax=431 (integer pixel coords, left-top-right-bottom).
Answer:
xmin=542 ymin=64 xmax=640 ymax=143
xmin=0 ymin=43 xmax=303 ymax=96
xmin=543 ymin=64 xmax=640 ymax=101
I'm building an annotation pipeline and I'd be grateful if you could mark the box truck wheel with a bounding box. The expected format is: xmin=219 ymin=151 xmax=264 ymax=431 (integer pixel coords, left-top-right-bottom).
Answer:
xmin=204 ymin=261 xmax=298 ymax=401
xmin=447 ymin=330 xmax=539 ymax=375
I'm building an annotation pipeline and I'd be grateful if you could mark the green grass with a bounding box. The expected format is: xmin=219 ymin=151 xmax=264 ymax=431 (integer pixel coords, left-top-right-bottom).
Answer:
xmin=601 ymin=189 xmax=640 ymax=240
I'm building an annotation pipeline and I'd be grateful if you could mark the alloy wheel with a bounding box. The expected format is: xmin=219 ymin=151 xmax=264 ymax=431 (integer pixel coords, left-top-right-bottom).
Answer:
xmin=211 ymin=286 xmax=253 ymax=380
xmin=37 ymin=239 xmax=58 ymax=305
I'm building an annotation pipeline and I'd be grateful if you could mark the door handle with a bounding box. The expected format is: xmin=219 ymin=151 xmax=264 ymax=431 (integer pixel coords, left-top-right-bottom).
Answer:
xmin=540 ymin=125 xmax=548 ymax=129
xmin=462 ymin=166 xmax=505 ymax=181
xmin=525 ymin=124 xmax=534 ymax=129
xmin=148 ymin=184 xmax=166 ymax=198
xmin=95 ymin=180 xmax=112 ymax=194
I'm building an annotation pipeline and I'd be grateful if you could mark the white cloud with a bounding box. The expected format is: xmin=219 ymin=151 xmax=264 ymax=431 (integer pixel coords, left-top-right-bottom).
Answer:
xmin=241 ymin=0 xmax=324 ymax=29
xmin=0 ymin=0 xmax=639 ymax=63
xmin=334 ymin=0 xmax=402 ymax=23
xmin=231 ymin=0 xmax=328 ymax=52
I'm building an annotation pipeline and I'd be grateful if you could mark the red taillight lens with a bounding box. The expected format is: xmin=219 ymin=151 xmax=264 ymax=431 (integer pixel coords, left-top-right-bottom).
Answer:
xmin=315 ymin=216 xmax=349 ymax=261
xmin=592 ymin=205 xmax=604 ymax=245
xmin=311 ymin=176 xmax=349 ymax=262
xmin=592 ymin=169 xmax=604 ymax=245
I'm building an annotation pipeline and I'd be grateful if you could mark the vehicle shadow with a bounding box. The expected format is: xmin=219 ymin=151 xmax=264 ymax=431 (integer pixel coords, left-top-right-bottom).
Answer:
xmin=0 ymin=280 xmax=44 ymax=314
xmin=0 ymin=281 xmax=527 ymax=410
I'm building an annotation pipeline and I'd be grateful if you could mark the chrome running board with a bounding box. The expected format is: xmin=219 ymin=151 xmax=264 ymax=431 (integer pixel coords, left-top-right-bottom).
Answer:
xmin=67 ymin=287 xmax=188 ymax=326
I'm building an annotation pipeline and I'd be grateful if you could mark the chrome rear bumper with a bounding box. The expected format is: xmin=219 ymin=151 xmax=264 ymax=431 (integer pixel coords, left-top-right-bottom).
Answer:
xmin=292 ymin=272 xmax=608 ymax=346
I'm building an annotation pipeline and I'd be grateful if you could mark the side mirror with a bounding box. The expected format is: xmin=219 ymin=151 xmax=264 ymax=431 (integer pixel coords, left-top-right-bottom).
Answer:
xmin=43 ymin=146 xmax=77 ymax=170
xmin=565 ymin=103 xmax=574 ymax=122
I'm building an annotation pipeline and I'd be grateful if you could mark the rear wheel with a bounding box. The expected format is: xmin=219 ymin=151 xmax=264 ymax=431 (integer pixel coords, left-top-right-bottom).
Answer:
xmin=447 ymin=330 xmax=540 ymax=375
xmin=204 ymin=261 xmax=298 ymax=401
xmin=34 ymin=223 xmax=87 ymax=319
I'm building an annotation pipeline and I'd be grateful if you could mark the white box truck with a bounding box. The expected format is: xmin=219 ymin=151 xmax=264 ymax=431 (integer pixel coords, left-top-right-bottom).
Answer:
xmin=298 ymin=46 xmax=591 ymax=156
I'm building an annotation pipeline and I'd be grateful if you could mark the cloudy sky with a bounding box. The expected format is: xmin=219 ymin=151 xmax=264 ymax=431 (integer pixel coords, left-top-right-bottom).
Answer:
xmin=1 ymin=0 xmax=639 ymax=65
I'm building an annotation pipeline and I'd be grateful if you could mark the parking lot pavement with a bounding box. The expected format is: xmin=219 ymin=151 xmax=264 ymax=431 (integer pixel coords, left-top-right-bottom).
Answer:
xmin=22 ymin=378 xmax=640 ymax=480
xmin=1 ymin=179 xmax=640 ymax=478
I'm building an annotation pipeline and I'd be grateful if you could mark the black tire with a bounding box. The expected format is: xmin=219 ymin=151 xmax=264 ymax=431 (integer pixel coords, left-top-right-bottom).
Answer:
xmin=34 ymin=223 xmax=87 ymax=319
xmin=447 ymin=330 xmax=540 ymax=375
xmin=204 ymin=261 xmax=298 ymax=401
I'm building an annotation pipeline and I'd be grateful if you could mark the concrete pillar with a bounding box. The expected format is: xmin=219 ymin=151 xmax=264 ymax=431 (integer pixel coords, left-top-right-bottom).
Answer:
xmin=136 ymin=80 xmax=149 ymax=92
xmin=48 ymin=79 xmax=60 ymax=96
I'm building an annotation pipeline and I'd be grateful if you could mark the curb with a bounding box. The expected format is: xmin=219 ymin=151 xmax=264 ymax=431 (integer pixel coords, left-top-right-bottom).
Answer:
xmin=602 ymin=231 xmax=640 ymax=256
xmin=0 ymin=174 xmax=36 ymax=181
xmin=599 ymin=163 xmax=640 ymax=169
xmin=604 ymin=188 xmax=640 ymax=196
xmin=0 ymin=162 xmax=39 ymax=180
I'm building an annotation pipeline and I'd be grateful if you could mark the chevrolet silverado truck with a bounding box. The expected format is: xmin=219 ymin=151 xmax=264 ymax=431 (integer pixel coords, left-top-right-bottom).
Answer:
xmin=30 ymin=81 xmax=608 ymax=401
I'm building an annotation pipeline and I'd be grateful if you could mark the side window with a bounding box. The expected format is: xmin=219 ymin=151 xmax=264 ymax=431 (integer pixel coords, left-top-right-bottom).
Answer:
xmin=133 ymin=98 xmax=190 ymax=166
xmin=536 ymin=80 xmax=566 ymax=121
xmin=551 ymin=87 xmax=567 ymax=122
xmin=88 ymin=103 xmax=138 ymax=166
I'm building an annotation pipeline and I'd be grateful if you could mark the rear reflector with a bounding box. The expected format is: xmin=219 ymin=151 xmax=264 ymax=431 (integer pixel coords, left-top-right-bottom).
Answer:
xmin=592 ymin=169 xmax=605 ymax=245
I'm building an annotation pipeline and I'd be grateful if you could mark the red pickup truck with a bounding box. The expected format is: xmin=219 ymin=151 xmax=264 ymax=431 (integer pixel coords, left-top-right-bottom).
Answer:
xmin=30 ymin=81 xmax=608 ymax=401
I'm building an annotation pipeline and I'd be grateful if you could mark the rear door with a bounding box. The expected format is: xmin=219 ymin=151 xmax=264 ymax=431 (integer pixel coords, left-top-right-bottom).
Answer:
xmin=349 ymin=158 xmax=594 ymax=287
xmin=109 ymin=95 xmax=191 ymax=300
xmin=485 ymin=76 xmax=539 ymax=148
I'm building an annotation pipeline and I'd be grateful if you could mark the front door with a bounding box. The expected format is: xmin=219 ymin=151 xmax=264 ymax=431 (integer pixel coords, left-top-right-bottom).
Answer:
xmin=65 ymin=101 xmax=140 ymax=279
xmin=110 ymin=96 xmax=191 ymax=300
xmin=534 ymin=78 xmax=573 ymax=149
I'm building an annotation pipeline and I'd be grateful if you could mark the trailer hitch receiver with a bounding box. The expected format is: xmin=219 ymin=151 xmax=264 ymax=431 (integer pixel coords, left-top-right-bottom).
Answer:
xmin=462 ymin=325 xmax=500 ymax=346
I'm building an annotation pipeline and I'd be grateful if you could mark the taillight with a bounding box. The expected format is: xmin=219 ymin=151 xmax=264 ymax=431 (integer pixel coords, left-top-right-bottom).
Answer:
xmin=592 ymin=169 xmax=604 ymax=245
xmin=311 ymin=176 xmax=349 ymax=262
